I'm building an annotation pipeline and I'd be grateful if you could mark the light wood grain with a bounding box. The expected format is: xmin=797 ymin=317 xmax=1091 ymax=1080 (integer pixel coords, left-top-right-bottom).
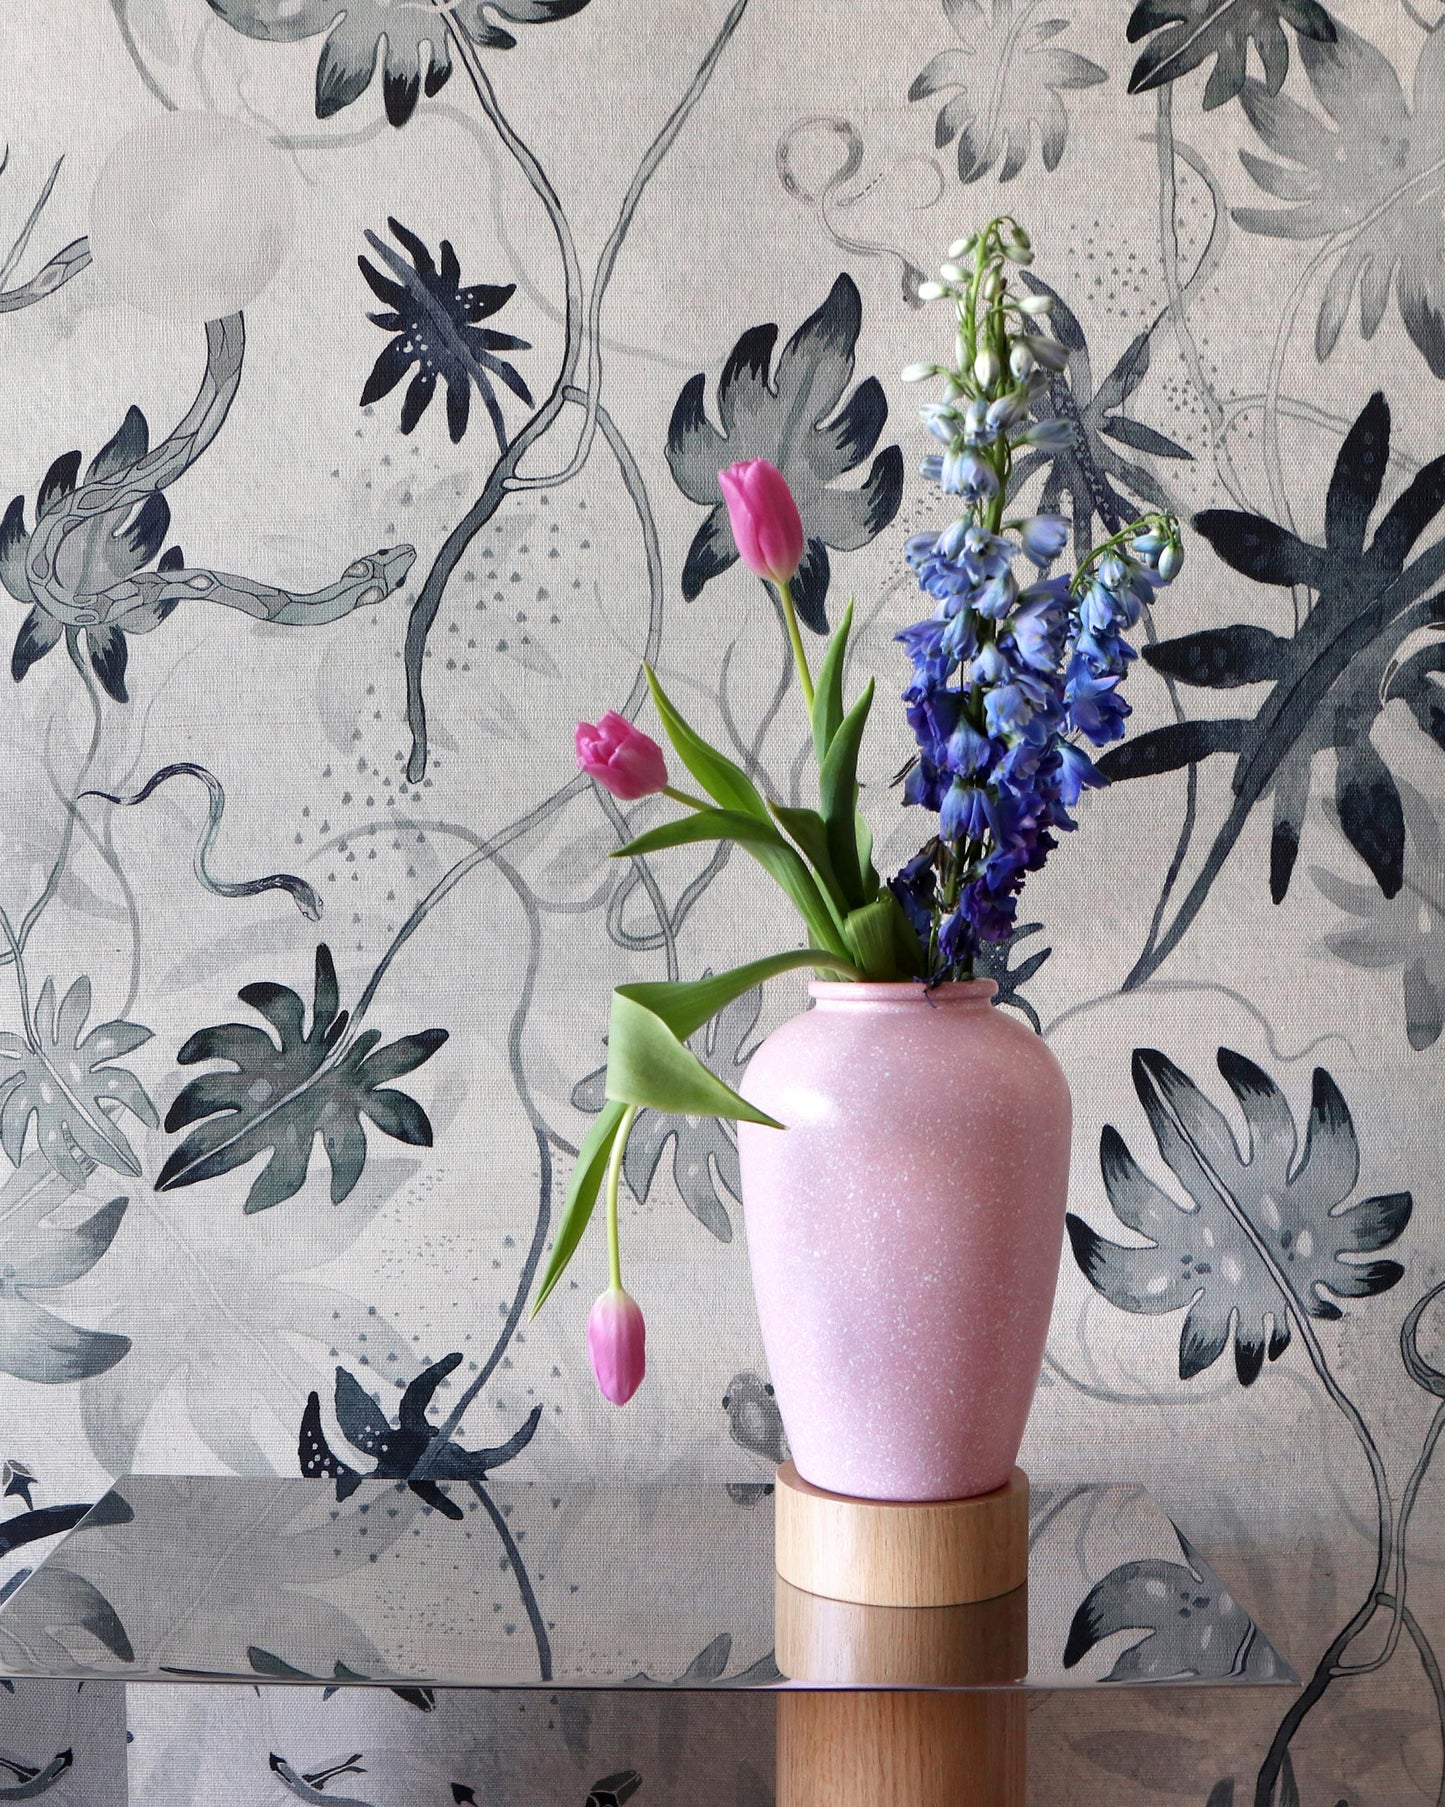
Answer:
xmin=774 ymin=1574 xmax=1027 ymax=1686
xmin=774 ymin=1461 xmax=1029 ymax=1606
xmin=776 ymin=1689 xmax=1027 ymax=1807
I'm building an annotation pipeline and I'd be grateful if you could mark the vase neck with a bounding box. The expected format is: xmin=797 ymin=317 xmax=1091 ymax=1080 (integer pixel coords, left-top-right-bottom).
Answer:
xmin=808 ymin=980 xmax=998 ymax=1008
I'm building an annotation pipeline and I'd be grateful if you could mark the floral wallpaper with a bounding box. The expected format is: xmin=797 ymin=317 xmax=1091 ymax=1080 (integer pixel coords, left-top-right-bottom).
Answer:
xmin=1 ymin=0 xmax=1444 ymax=1800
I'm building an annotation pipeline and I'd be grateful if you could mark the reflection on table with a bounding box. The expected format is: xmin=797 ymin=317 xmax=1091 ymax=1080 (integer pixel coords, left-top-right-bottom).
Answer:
xmin=0 ymin=1475 xmax=1295 ymax=1695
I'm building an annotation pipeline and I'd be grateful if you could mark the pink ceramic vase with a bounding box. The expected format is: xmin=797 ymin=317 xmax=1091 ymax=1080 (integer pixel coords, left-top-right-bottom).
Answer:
xmin=736 ymin=980 xmax=1071 ymax=1502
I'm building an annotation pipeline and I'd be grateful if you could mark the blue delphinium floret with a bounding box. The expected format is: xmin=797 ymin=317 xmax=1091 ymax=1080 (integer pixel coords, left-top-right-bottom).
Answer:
xmin=889 ymin=218 xmax=1184 ymax=981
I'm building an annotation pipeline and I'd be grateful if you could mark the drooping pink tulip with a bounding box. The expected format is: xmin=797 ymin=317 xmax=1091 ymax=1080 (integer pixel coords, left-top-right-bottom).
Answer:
xmin=719 ymin=460 xmax=805 ymax=586
xmin=575 ymin=712 xmax=668 ymax=801
xmin=587 ymin=1286 xmax=646 ymax=1406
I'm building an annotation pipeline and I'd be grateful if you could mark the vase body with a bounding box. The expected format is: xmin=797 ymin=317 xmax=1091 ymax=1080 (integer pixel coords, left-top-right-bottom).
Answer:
xmin=736 ymin=980 xmax=1071 ymax=1502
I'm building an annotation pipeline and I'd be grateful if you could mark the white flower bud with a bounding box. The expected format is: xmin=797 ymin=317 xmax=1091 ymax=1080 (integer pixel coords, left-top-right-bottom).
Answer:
xmin=900 ymin=363 xmax=940 ymax=383
xmin=1009 ymin=343 xmax=1036 ymax=380
xmin=939 ymin=262 xmax=964 ymax=283
xmin=917 ymin=281 xmax=948 ymax=302
xmin=948 ymin=236 xmax=975 ymax=260
xmin=1018 ymin=293 xmax=1054 ymax=316
xmin=1024 ymin=336 xmax=1070 ymax=373
xmin=1002 ymin=243 xmax=1034 ymax=265
xmin=973 ymin=346 xmax=1001 ymax=389
xmin=981 ymin=269 xmax=1003 ymax=301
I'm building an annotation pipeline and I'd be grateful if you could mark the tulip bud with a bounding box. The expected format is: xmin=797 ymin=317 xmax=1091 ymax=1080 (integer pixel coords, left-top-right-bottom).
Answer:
xmin=587 ymin=1287 xmax=646 ymax=1406
xmin=576 ymin=712 xmax=668 ymax=801
xmin=719 ymin=459 xmax=805 ymax=587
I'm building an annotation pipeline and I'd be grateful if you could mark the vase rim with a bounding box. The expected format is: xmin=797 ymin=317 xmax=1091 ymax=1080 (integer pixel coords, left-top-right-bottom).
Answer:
xmin=808 ymin=979 xmax=999 ymax=1005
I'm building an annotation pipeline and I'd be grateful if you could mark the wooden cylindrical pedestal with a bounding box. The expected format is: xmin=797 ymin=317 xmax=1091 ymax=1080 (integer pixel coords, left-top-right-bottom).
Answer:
xmin=776 ymin=1689 xmax=1027 ymax=1807
xmin=774 ymin=1460 xmax=1029 ymax=1606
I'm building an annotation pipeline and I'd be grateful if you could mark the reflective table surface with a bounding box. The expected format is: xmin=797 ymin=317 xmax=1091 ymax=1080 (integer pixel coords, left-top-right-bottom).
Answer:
xmin=0 ymin=1476 xmax=1297 ymax=1693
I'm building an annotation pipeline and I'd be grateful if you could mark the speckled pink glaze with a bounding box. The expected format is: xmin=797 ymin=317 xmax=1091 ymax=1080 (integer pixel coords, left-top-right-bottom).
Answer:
xmin=736 ymin=980 xmax=1071 ymax=1502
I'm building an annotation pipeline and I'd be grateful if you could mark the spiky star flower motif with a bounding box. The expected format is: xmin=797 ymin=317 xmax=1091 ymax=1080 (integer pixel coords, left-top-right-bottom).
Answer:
xmin=300 ymin=1352 xmax=542 ymax=1521
xmin=360 ymin=219 xmax=533 ymax=449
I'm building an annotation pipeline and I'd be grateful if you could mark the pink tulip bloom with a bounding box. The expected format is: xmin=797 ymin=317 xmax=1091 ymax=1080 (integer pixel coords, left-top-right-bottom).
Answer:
xmin=575 ymin=712 xmax=668 ymax=801
xmin=587 ymin=1286 xmax=646 ymax=1406
xmin=719 ymin=459 xmax=805 ymax=587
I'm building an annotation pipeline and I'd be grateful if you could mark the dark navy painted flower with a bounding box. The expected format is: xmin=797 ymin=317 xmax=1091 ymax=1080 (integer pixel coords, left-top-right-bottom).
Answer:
xmin=360 ymin=219 xmax=533 ymax=448
xmin=208 ymin=0 xmax=591 ymax=128
xmin=300 ymin=1353 xmax=541 ymax=1521
xmin=1009 ymin=275 xmax=1192 ymax=549
xmin=667 ymin=275 xmax=903 ymax=634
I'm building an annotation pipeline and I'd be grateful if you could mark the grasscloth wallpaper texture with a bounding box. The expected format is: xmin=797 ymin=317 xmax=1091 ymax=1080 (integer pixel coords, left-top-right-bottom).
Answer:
xmin=2 ymin=0 xmax=1445 ymax=1799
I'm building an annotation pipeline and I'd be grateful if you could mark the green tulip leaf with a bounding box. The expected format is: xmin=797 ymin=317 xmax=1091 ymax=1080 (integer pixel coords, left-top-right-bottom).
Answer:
xmin=811 ymin=599 xmax=854 ymax=765
xmin=616 ymin=802 xmax=848 ymax=957
xmin=842 ymin=895 xmax=900 ymax=981
xmin=768 ymin=802 xmax=850 ymax=917
xmin=532 ymin=949 xmax=862 ymax=1317
xmin=645 ymin=667 xmax=769 ymax=822
xmin=532 ymin=1098 xmax=627 ymax=1316
xmin=856 ymin=808 xmax=878 ymax=895
xmin=606 ymin=992 xmax=781 ymax=1125
xmin=819 ymin=677 xmax=875 ymax=908
xmin=614 ymin=808 xmax=792 ymax=862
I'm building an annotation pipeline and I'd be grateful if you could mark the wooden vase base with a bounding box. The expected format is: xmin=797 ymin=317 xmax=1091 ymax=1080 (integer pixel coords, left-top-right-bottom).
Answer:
xmin=774 ymin=1460 xmax=1029 ymax=1607
xmin=776 ymin=1690 xmax=1027 ymax=1807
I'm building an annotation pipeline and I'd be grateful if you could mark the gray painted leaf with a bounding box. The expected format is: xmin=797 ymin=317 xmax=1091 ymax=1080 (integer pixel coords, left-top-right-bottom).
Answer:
xmin=158 ymin=944 xmax=447 ymax=1212
xmin=1234 ymin=23 xmax=1445 ymax=376
xmin=1068 ymin=1048 xmax=1410 ymax=1385
xmin=1127 ymin=0 xmax=1335 ymax=109
xmin=665 ymin=275 xmax=902 ymax=632
xmin=0 ymin=978 xmax=154 ymax=1185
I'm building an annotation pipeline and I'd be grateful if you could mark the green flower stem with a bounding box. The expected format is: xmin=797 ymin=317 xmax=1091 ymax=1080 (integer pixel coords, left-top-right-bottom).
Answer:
xmin=776 ymin=578 xmax=815 ymax=713
xmin=1069 ymin=512 xmax=1180 ymax=596
xmin=662 ymin=784 xmax=711 ymax=812
xmin=605 ymin=1104 xmax=638 ymax=1292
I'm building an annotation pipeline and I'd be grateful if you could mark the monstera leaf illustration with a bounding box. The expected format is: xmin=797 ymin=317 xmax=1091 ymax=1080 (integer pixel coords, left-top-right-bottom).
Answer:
xmin=0 ymin=1157 xmax=130 ymax=1382
xmin=0 ymin=978 xmax=155 ymax=1185
xmin=1234 ymin=22 xmax=1445 ymax=377
xmin=158 ymin=944 xmax=447 ymax=1212
xmin=1126 ymin=0 xmax=1335 ymax=111
xmin=909 ymin=0 xmax=1107 ymax=184
xmin=1064 ymin=1525 xmax=1284 ymax=1681
xmin=208 ymin=0 xmax=591 ymax=127
xmin=1068 ymin=1048 xmax=1411 ymax=1385
xmin=666 ymin=274 xmax=903 ymax=634
xmin=1100 ymin=393 xmax=1445 ymax=969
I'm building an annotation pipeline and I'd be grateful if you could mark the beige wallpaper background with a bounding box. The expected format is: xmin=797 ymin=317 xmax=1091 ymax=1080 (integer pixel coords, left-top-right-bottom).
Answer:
xmin=1 ymin=0 xmax=1443 ymax=1798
